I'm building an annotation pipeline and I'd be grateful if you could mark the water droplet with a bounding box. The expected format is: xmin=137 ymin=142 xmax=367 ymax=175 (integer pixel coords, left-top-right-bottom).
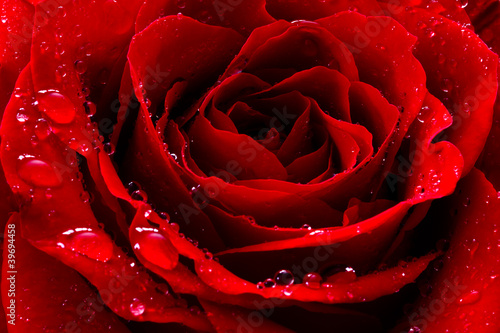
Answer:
xmin=127 ymin=181 xmax=141 ymax=193
xmin=131 ymin=190 xmax=148 ymax=202
xmin=34 ymin=119 xmax=52 ymax=140
xmin=80 ymin=191 xmax=93 ymax=204
xmin=303 ymin=272 xmax=323 ymax=289
xmin=17 ymin=159 xmax=63 ymax=188
xmin=274 ymin=270 xmax=294 ymax=286
xmin=37 ymin=91 xmax=77 ymax=124
xmin=441 ymin=78 xmax=453 ymax=93
xmin=324 ymin=265 xmax=357 ymax=283
xmin=63 ymin=230 xmax=114 ymax=262
xmin=176 ymin=0 xmax=186 ymax=9
xmin=158 ymin=211 xmax=170 ymax=221
xmin=129 ymin=298 xmax=145 ymax=316
xmin=103 ymin=142 xmax=115 ymax=155
xmin=458 ymin=290 xmax=481 ymax=305
xmin=263 ymin=278 xmax=276 ymax=288
xmin=135 ymin=232 xmax=178 ymax=270
xmin=16 ymin=110 xmax=29 ymax=123
xmin=74 ymin=60 xmax=87 ymax=74
xmin=301 ymin=224 xmax=312 ymax=230
xmin=84 ymin=101 xmax=96 ymax=117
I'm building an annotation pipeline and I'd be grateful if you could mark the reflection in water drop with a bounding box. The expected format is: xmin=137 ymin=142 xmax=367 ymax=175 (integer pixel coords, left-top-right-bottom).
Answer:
xmin=129 ymin=298 xmax=145 ymax=316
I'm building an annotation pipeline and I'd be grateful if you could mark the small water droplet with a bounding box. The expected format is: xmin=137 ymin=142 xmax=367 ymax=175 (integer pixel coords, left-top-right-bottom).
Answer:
xmin=74 ymin=60 xmax=87 ymax=74
xmin=103 ymin=142 xmax=115 ymax=155
xmin=16 ymin=110 xmax=29 ymax=123
xmin=129 ymin=298 xmax=145 ymax=316
xmin=80 ymin=191 xmax=93 ymax=204
xmin=458 ymin=290 xmax=481 ymax=305
xmin=274 ymin=270 xmax=294 ymax=286
xmin=34 ymin=119 xmax=52 ymax=140
xmin=131 ymin=190 xmax=148 ymax=202
xmin=263 ymin=278 xmax=276 ymax=288
xmin=303 ymin=273 xmax=323 ymax=289
xmin=84 ymin=101 xmax=96 ymax=117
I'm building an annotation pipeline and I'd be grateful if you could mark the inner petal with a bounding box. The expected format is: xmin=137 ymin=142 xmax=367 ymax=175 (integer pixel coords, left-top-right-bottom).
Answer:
xmin=187 ymin=115 xmax=288 ymax=181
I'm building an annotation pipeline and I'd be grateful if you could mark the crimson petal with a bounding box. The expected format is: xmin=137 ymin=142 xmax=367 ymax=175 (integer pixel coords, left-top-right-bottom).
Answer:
xmin=135 ymin=0 xmax=275 ymax=36
xmin=1 ymin=214 xmax=130 ymax=333
xmin=405 ymin=169 xmax=500 ymax=332
xmin=265 ymin=0 xmax=382 ymax=21
xmin=385 ymin=5 xmax=498 ymax=175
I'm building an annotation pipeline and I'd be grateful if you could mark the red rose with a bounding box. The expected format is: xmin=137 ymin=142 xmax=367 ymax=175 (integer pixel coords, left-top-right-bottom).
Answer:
xmin=0 ymin=0 xmax=499 ymax=332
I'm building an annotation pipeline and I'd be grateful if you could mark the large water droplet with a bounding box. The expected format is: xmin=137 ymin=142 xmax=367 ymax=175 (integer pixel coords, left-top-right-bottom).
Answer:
xmin=37 ymin=91 xmax=77 ymax=124
xmin=17 ymin=159 xmax=63 ymax=188
xmin=134 ymin=232 xmax=179 ymax=270
xmin=62 ymin=230 xmax=114 ymax=262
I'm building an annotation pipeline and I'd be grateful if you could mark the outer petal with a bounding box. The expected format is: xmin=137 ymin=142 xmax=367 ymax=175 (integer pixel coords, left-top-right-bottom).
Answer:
xmin=136 ymin=0 xmax=275 ymax=36
xmin=265 ymin=0 xmax=382 ymax=21
xmin=384 ymin=5 xmax=498 ymax=175
xmin=0 ymin=65 xmax=213 ymax=331
xmin=0 ymin=0 xmax=33 ymax=114
xmin=1 ymin=214 xmax=130 ymax=333
xmin=401 ymin=169 xmax=500 ymax=332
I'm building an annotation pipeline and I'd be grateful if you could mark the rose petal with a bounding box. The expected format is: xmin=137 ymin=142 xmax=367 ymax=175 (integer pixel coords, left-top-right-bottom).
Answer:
xmin=0 ymin=66 xmax=212 ymax=330
xmin=378 ymin=0 xmax=472 ymax=27
xmin=349 ymin=82 xmax=400 ymax=149
xmin=405 ymin=169 xmax=500 ymax=332
xmin=265 ymin=0 xmax=382 ymax=21
xmin=0 ymin=0 xmax=33 ymax=114
xmin=385 ymin=5 xmax=498 ymax=175
xmin=29 ymin=0 xmax=143 ymax=157
xmin=187 ymin=115 xmax=288 ymax=181
xmin=1 ymin=214 xmax=131 ymax=333
xmin=136 ymin=0 xmax=275 ymax=36
xmin=254 ymin=66 xmax=352 ymax=122
xmin=200 ymin=300 xmax=293 ymax=333
xmin=244 ymin=23 xmax=359 ymax=82
xmin=128 ymin=15 xmax=245 ymax=125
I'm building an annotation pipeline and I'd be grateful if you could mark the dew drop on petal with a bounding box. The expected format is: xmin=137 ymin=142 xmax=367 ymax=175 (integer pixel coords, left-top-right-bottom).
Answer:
xmin=274 ymin=270 xmax=294 ymax=286
xmin=17 ymin=159 xmax=63 ymax=188
xmin=64 ymin=230 xmax=114 ymax=262
xmin=303 ymin=272 xmax=323 ymax=289
xmin=263 ymin=278 xmax=276 ymax=288
xmin=458 ymin=290 xmax=481 ymax=305
xmin=131 ymin=190 xmax=148 ymax=202
xmin=135 ymin=232 xmax=179 ymax=270
xmin=37 ymin=91 xmax=77 ymax=124
xmin=34 ymin=119 xmax=52 ymax=140
xmin=129 ymin=298 xmax=145 ymax=316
